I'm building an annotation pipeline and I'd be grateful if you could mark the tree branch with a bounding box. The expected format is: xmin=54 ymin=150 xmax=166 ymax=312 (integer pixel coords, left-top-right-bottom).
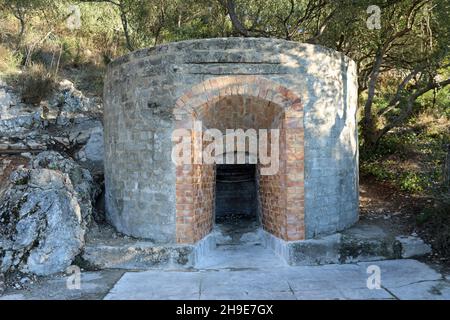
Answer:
xmin=80 ymin=0 xmax=134 ymax=51
xmin=305 ymin=8 xmax=336 ymax=43
xmin=376 ymin=77 xmax=450 ymax=142
xmin=218 ymin=0 xmax=249 ymax=36
xmin=362 ymin=47 xmax=385 ymax=145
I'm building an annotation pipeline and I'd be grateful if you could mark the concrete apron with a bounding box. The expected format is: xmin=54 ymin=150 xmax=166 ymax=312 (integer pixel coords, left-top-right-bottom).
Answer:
xmin=82 ymin=221 xmax=431 ymax=270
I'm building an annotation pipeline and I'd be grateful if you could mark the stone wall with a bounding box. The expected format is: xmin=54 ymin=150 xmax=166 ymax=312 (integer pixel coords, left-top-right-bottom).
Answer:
xmin=103 ymin=38 xmax=358 ymax=244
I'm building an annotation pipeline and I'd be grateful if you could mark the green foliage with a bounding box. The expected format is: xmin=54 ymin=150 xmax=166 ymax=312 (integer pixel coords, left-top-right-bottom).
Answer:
xmin=75 ymin=2 xmax=124 ymax=59
xmin=361 ymin=158 xmax=435 ymax=193
xmin=122 ymin=0 xmax=228 ymax=47
xmin=398 ymin=172 xmax=425 ymax=193
xmin=360 ymin=160 xmax=395 ymax=181
xmin=159 ymin=1 xmax=231 ymax=42
xmin=0 ymin=0 xmax=448 ymax=138
xmin=418 ymin=86 xmax=450 ymax=118
xmin=416 ymin=196 xmax=450 ymax=258
xmin=361 ymin=103 xmax=450 ymax=195
xmin=60 ymin=37 xmax=79 ymax=65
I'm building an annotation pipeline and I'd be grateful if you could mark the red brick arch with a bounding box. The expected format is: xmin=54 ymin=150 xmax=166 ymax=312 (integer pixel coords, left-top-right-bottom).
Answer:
xmin=173 ymin=75 xmax=304 ymax=243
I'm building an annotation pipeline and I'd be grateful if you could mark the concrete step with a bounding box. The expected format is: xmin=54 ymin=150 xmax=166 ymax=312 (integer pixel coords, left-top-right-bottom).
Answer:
xmin=262 ymin=222 xmax=432 ymax=266
xmin=82 ymin=240 xmax=197 ymax=270
xmin=82 ymin=221 xmax=432 ymax=271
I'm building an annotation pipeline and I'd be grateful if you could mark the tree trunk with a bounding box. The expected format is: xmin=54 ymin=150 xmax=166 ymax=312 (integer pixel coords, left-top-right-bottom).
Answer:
xmin=219 ymin=0 xmax=249 ymax=36
xmin=13 ymin=8 xmax=26 ymax=49
xmin=362 ymin=49 xmax=384 ymax=150
xmin=119 ymin=1 xmax=134 ymax=51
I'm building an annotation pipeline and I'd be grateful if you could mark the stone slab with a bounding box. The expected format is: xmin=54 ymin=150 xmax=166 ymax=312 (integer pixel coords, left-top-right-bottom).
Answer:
xmin=388 ymin=280 xmax=450 ymax=300
xmin=83 ymin=223 xmax=433 ymax=270
xmin=0 ymin=269 xmax=124 ymax=300
xmin=82 ymin=241 xmax=196 ymax=270
xmin=262 ymin=223 xmax=432 ymax=266
xmin=104 ymin=259 xmax=449 ymax=300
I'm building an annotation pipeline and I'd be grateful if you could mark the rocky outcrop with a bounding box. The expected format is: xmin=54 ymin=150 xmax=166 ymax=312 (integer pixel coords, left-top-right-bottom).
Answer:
xmin=0 ymin=81 xmax=41 ymax=135
xmin=0 ymin=79 xmax=102 ymax=135
xmin=0 ymin=77 xmax=104 ymax=276
xmin=74 ymin=125 xmax=104 ymax=175
xmin=47 ymin=79 xmax=102 ymax=126
xmin=0 ymin=79 xmax=104 ymax=174
xmin=30 ymin=151 xmax=100 ymax=221
xmin=0 ymin=151 xmax=99 ymax=275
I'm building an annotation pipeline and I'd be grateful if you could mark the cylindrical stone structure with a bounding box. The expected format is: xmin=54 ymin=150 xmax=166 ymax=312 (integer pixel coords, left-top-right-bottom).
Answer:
xmin=103 ymin=38 xmax=359 ymax=244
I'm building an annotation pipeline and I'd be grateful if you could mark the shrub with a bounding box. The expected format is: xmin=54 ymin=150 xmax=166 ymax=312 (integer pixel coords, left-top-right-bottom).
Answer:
xmin=417 ymin=196 xmax=450 ymax=259
xmin=360 ymin=160 xmax=395 ymax=181
xmin=399 ymin=172 xmax=425 ymax=193
xmin=75 ymin=63 xmax=105 ymax=96
xmin=18 ymin=63 xmax=56 ymax=105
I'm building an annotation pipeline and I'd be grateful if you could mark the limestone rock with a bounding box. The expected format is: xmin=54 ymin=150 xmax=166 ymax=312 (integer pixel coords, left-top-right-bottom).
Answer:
xmin=30 ymin=151 xmax=100 ymax=221
xmin=1 ymin=78 xmax=103 ymax=159
xmin=50 ymin=79 xmax=102 ymax=124
xmin=396 ymin=236 xmax=432 ymax=258
xmin=0 ymin=151 xmax=99 ymax=275
xmin=74 ymin=126 xmax=104 ymax=174
xmin=0 ymin=83 xmax=42 ymax=135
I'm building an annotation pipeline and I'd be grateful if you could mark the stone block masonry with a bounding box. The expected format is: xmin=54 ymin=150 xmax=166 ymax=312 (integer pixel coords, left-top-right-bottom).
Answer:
xmin=103 ymin=38 xmax=358 ymax=244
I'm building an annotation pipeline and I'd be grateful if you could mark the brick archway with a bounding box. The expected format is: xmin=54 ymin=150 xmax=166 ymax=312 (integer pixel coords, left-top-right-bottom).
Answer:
xmin=173 ymin=75 xmax=304 ymax=244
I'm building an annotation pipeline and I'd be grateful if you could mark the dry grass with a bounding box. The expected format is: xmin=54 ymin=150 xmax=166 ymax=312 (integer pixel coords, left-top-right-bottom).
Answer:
xmin=0 ymin=45 xmax=21 ymax=75
xmin=17 ymin=63 xmax=56 ymax=105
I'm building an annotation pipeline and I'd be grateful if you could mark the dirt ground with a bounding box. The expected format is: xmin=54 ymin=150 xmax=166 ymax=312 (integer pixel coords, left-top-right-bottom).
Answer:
xmin=360 ymin=175 xmax=448 ymax=270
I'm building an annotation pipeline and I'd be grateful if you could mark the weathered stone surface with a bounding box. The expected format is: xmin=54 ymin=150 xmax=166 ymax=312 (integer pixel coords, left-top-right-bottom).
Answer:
xmin=104 ymin=259 xmax=449 ymax=300
xmin=0 ymin=169 xmax=84 ymax=275
xmin=30 ymin=151 xmax=100 ymax=221
xmin=0 ymin=151 xmax=99 ymax=275
xmin=0 ymin=83 xmax=41 ymax=135
xmin=0 ymin=272 xmax=4 ymax=295
xmin=82 ymin=241 xmax=195 ymax=269
xmin=1 ymin=79 xmax=101 ymax=137
xmin=288 ymin=234 xmax=343 ymax=265
xmin=74 ymin=126 xmax=104 ymax=174
xmin=396 ymin=235 xmax=432 ymax=258
xmin=387 ymin=280 xmax=450 ymax=300
xmin=0 ymin=270 xmax=125 ymax=300
xmin=1 ymin=78 xmax=103 ymax=171
xmin=104 ymin=38 xmax=359 ymax=243
xmin=82 ymin=225 xmax=218 ymax=269
xmin=50 ymin=79 xmax=103 ymax=124
xmin=262 ymin=222 xmax=431 ymax=266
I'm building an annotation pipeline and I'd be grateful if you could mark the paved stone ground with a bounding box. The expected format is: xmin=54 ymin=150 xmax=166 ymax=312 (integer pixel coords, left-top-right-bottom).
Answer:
xmin=0 ymin=270 xmax=125 ymax=300
xmin=105 ymin=244 xmax=450 ymax=300
xmin=1 ymin=244 xmax=449 ymax=300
